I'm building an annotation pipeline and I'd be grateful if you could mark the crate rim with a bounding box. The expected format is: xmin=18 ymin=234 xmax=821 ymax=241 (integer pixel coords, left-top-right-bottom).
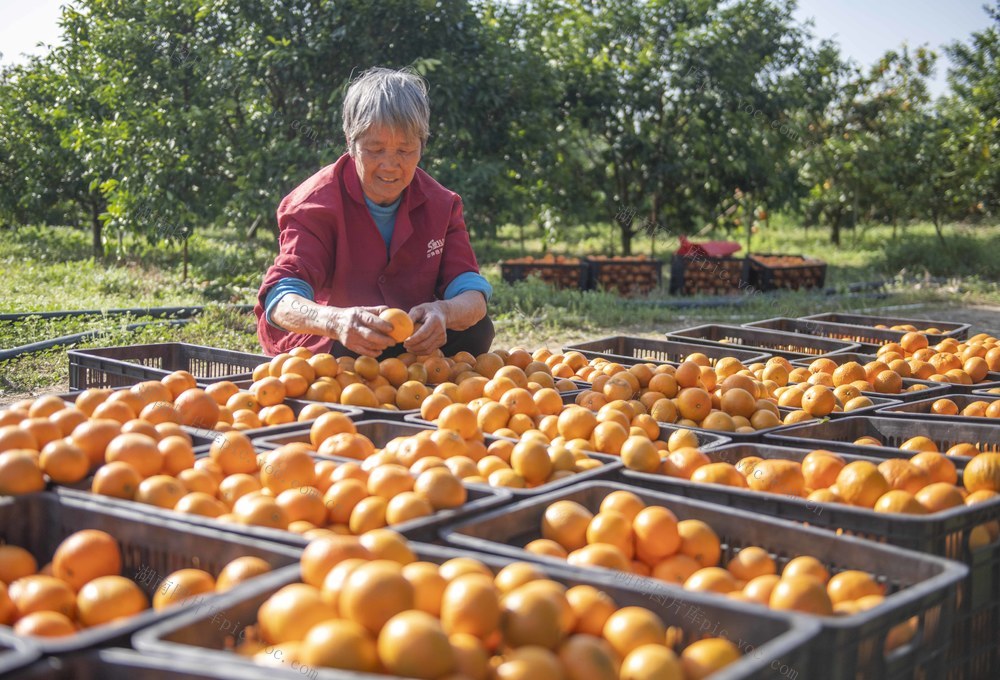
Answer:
xmin=744 ymin=315 xmax=906 ymax=338
xmin=798 ymin=312 xmax=971 ymax=339
xmin=764 ymin=414 xmax=1000 ymax=461
xmin=875 ymin=392 xmax=1000 ymax=426
xmin=19 ymin=647 xmax=283 ymax=680
xmin=563 ymin=334 xmax=773 ymax=366
xmin=665 ymin=323 xmax=862 ymax=358
xmin=0 ymin=628 xmax=40 ymax=676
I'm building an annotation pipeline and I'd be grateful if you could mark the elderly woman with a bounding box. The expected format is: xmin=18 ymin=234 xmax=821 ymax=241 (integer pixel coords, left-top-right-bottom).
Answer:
xmin=254 ymin=68 xmax=493 ymax=358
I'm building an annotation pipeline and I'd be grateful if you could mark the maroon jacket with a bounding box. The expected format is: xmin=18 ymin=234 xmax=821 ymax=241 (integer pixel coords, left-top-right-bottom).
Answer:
xmin=254 ymin=154 xmax=481 ymax=356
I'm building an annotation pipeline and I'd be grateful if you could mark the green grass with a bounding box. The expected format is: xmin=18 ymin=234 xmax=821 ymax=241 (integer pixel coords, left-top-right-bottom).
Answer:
xmin=1 ymin=217 xmax=998 ymax=402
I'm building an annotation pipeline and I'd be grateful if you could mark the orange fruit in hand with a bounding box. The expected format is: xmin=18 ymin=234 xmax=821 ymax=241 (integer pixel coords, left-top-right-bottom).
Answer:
xmin=380 ymin=309 xmax=415 ymax=344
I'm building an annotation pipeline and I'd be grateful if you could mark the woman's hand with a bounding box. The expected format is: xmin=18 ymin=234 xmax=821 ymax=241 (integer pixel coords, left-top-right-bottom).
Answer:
xmin=323 ymin=305 xmax=395 ymax=357
xmin=405 ymin=301 xmax=449 ymax=356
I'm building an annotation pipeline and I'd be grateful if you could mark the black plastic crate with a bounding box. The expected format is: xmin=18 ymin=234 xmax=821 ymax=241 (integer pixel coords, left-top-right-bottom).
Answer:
xmin=586 ymin=256 xmax=664 ymax=296
xmin=16 ymin=648 xmax=278 ymax=680
xmin=669 ymin=253 xmax=750 ymax=295
xmin=134 ymin=541 xmax=821 ymax=680
xmin=0 ymin=493 xmax=301 ymax=654
xmin=876 ymin=393 xmax=1000 ymax=426
xmin=746 ymin=254 xmax=827 ymax=292
xmin=792 ymin=395 xmax=902 ymax=419
xmin=563 ymin=335 xmax=771 ymax=367
xmin=800 ymin=313 xmax=971 ymax=340
xmin=667 ymin=324 xmax=861 ymax=360
xmin=949 ymin=372 xmax=1000 ymax=395
xmin=500 ymin=258 xmax=589 ymax=290
xmin=0 ymin=629 xmax=39 ymax=676
xmin=68 ymin=343 xmax=269 ymax=390
xmin=765 ymin=415 xmax=1000 ymax=461
xmin=441 ymin=481 xmax=966 ymax=680
xmin=621 ymin=441 xmax=1000 ymax=680
xmin=744 ymin=317 xmax=909 ymax=353
xmin=258 ymin=418 xmax=625 ymax=498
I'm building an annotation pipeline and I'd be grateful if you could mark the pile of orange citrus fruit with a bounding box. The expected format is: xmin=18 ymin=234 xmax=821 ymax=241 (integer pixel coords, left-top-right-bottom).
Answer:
xmin=234 ymin=528 xmax=744 ymax=680
xmin=0 ymin=529 xmax=269 ymax=638
xmin=526 ymin=490 xmax=916 ymax=649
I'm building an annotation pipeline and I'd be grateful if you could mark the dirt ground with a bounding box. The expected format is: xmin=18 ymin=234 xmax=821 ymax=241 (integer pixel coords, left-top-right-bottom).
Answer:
xmin=3 ymin=303 xmax=1000 ymax=407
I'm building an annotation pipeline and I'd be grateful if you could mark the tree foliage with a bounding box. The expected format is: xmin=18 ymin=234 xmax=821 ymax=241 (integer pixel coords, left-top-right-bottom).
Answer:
xmin=0 ymin=0 xmax=997 ymax=260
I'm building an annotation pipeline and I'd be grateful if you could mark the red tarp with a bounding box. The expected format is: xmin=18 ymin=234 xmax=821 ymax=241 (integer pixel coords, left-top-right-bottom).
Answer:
xmin=676 ymin=234 xmax=742 ymax=258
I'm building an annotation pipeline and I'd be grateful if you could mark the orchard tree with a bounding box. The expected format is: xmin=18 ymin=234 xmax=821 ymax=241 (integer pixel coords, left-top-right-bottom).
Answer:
xmin=0 ymin=53 xmax=109 ymax=255
xmin=945 ymin=0 xmax=1000 ymax=216
xmin=521 ymin=0 xmax=830 ymax=255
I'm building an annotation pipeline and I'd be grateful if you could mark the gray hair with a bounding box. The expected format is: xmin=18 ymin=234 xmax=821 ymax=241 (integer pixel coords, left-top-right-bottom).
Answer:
xmin=342 ymin=67 xmax=430 ymax=154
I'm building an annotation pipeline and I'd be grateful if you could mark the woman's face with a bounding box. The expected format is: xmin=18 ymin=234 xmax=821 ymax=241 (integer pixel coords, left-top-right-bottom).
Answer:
xmin=352 ymin=126 xmax=422 ymax=206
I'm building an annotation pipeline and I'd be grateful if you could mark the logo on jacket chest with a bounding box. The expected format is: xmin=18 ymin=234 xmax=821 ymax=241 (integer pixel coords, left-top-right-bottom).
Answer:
xmin=426 ymin=238 xmax=445 ymax=259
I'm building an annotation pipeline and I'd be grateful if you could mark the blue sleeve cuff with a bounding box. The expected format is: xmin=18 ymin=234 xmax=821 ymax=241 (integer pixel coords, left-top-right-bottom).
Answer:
xmin=444 ymin=272 xmax=492 ymax=303
xmin=264 ymin=278 xmax=315 ymax=330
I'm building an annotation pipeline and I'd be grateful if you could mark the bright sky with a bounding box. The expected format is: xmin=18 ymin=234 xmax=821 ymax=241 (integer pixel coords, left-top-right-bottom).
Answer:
xmin=0 ymin=0 xmax=993 ymax=98
xmin=793 ymin=0 xmax=993 ymax=98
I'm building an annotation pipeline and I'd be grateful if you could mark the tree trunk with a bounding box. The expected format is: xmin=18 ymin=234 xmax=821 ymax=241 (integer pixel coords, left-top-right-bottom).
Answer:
xmin=831 ymin=217 xmax=841 ymax=246
xmin=90 ymin=202 xmax=103 ymax=261
xmin=932 ymin=214 xmax=946 ymax=246
xmin=183 ymin=237 xmax=189 ymax=281
xmin=620 ymin=226 xmax=632 ymax=256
